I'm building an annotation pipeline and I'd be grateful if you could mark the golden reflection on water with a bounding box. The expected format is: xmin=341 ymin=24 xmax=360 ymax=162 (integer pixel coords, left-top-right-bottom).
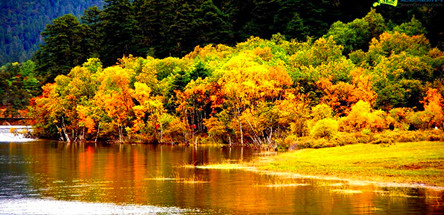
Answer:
xmin=1 ymin=141 xmax=443 ymax=214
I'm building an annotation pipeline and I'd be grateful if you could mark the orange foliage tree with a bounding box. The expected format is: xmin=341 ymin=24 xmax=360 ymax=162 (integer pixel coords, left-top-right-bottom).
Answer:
xmin=93 ymin=66 xmax=134 ymax=142
xmin=421 ymin=88 xmax=444 ymax=129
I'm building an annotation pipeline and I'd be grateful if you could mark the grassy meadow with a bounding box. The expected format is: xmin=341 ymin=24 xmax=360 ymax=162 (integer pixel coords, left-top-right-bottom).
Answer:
xmin=251 ymin=141 xmax=444 ymax=187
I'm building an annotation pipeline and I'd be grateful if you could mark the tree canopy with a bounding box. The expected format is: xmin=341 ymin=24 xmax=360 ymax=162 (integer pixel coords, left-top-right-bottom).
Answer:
xmin=26 ymin=10 xmax=444 ymax=145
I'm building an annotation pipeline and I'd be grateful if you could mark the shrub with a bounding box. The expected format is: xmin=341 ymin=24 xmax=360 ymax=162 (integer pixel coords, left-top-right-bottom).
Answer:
xmin=311 ymin=103 xmax=333 ymax=122
xmin=339 ymin=100 xmax=388 ymax=132
xmin=370 ymin=138 xmax=394 ymax=145
xmin=362 ymin=128 xmax=371 ymax=135
xmin=389 ymin=107 xmax=414 ymax=130
xmin=284 ymin=134 xmax=299 ymax=146
xmin=310 ymin=118 xmax=339 ymax=139
xmin=335 ymin=132 xmax=358 ymax=146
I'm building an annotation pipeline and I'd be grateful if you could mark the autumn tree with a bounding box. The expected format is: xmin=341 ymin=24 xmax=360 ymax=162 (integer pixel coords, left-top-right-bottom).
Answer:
xmin=93 ymin=65 xmax=134 ymax=142
xmin=218 ymin=47 xmax=292 ymax=145
xmin=274 ymin=92 xmax=311 ymax=138
xmin=131 ymin=81 xmax=171 ymax=143
xmin=339 ymin=100 xmax=387 ymax=132
xmin=315 ymin=67 xmax=376 ymax=116
xmin=29 ymin=58 xmax=102 ymax=141
xmin=28 ymin=83 xmax=63 ymax=139
xmin=421 ymin=88 xmax=444 ymax=129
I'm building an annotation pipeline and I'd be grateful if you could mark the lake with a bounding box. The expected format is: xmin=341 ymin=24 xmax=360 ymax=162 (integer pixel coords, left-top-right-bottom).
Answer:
xmin=0 ymin=141 xmax=443 ymax=214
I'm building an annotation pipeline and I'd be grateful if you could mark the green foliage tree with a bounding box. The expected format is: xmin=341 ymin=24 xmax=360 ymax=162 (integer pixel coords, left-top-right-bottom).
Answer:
xmin=0 ymin=61 xmax=39 ymax=116
xmin=393 ymin=16 xmax=427 ymax=36
xmin=367 ymin=32 xmax=440 ymax=110
xmin=325 ymin=9 xmax=387 ymax=54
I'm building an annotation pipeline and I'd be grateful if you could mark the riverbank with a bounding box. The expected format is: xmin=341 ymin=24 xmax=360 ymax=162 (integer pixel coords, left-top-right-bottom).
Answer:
xmin=193 ymin=141 xmax=444 ymax=189
xmin=249 ymin=141 xmax=444 ymax=188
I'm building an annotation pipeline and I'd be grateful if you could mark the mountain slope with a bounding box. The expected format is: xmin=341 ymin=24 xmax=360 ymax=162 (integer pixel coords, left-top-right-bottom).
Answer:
xmin=0 ymin=0 xmax=103 ymax=65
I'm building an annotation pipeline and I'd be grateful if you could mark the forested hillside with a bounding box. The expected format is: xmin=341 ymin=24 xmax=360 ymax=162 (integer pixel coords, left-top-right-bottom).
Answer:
xmin=27 ymin=9 xmax=444 ymax=145
xmin=0 ymin=0 xmax=103 ymax=65
xmin=1 ymin=1 xmax=443 ymax=146
xmin=1 ymin=0 xmax=443 ymax=67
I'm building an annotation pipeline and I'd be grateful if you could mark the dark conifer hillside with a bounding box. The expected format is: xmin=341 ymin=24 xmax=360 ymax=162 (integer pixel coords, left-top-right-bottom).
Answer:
xmin=2 ymin=0 xmax=443 ymax=67
xmin=0 ymin=0 xmax=104 ymax=65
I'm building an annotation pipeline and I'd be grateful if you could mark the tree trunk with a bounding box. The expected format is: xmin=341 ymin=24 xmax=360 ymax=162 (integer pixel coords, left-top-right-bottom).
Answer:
xmin=237 ymin=107 xmax=244 ymax=146
xmin=61 ymin=117 xmax=71 ymax=142
xmin=160 ymin=122 xmax=163 ymax=143
xmin=95 ymin=122 xmax=100 ymax=142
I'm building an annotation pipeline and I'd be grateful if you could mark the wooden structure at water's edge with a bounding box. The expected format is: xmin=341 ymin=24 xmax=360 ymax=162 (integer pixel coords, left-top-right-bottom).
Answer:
xmin=0 ymin=117 xmax=30 ymax=125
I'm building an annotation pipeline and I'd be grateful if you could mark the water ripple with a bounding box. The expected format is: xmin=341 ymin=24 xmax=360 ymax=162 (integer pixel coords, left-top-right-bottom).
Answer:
xmin=0 ymin=198 xmax=195 ymax=215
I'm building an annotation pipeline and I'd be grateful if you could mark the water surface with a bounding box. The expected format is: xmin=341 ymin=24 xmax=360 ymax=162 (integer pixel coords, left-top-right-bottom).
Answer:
xmin=0 ymin=141 xmax=443 ymax=214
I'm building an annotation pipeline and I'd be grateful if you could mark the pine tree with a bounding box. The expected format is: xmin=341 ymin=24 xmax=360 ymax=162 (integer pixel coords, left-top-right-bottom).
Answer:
xmin=100 ymin=0 xmax=141 ymax=66
xmin=134 ymin=0 xmax=175 ymax=57
xmin=33 ymin=14 xmax=86 ymax=82
xmin=81 ymin=6 xmax=103 ymax=58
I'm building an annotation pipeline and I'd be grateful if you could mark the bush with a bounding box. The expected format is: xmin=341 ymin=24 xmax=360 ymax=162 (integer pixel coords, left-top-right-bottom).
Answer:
xmin=362 ymin=128 xmax=371 ymax=135
xmin=339 ymin=100 xmax=388 ymax=132
xmin=335 ymin=133 xmax=358 ymax=146
xmin=284 ymin=134 xmax=299 ymax=145
xmin=312 ymin=138 xmax=332 ymax=148
xmin=370 ymin=137 xmax=394 ymax=145
xmin=310 ymin=118 xmax=339 ymax=139
xmin=295 ymin=138 xmax=313 ymax=149
xmin=295 ymin=137 xmax=339 ymax=149
xmin=311 ymin=104 xmax=333 ymax=122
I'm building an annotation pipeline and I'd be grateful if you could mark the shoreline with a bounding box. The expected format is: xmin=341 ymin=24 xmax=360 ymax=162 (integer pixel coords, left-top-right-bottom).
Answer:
xmin=195 ymin=164 xmax=444 ymax=192
xmin=245 ymin=167 xmax=444 ymax=192
xmin=194 ymin=141 xmax=444 ymax=191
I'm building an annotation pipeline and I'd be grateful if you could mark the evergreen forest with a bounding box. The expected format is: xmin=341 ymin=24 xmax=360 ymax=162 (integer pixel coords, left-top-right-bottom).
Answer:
xmin=0 ymin=0 xmax=104 ymax=65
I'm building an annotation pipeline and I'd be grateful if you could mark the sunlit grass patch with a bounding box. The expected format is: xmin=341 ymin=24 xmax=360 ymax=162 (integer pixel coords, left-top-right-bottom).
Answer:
xmin=144 ymin=178 xmax=177 ymax=181
xmin=179 ymin=179 xmax=209 ymax=184
xmin=373 ymin=190 xmax=418 ymax=198
xmin=253 ymin=151 xmax=278 ymax=156
xmin=256 ymin=183 xmax=309 ymax=188
xmin=331 ymin=189 xmax=364 ymax=194
xmin=323 ymin=182 xmax=346 ymax=187
xmin=254 ymin=142 xmax=444 ymax=187
xmin=145 ymin=177 xmax=209 ymax=184
xmin=184 ymin=163 xmax=246 ymax=170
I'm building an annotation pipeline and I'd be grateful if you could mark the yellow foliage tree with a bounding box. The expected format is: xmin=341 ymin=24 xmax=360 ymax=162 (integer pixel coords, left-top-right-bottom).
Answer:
xmin=93 ymin=66 xmax=134 ymax=142
xmin=339 ymin=100 xmax=387 ymax=132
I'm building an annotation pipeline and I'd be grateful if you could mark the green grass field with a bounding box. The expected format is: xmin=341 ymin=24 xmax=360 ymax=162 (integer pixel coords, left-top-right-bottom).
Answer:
xmin=252 ymin=142 xmax=444 ymax=187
